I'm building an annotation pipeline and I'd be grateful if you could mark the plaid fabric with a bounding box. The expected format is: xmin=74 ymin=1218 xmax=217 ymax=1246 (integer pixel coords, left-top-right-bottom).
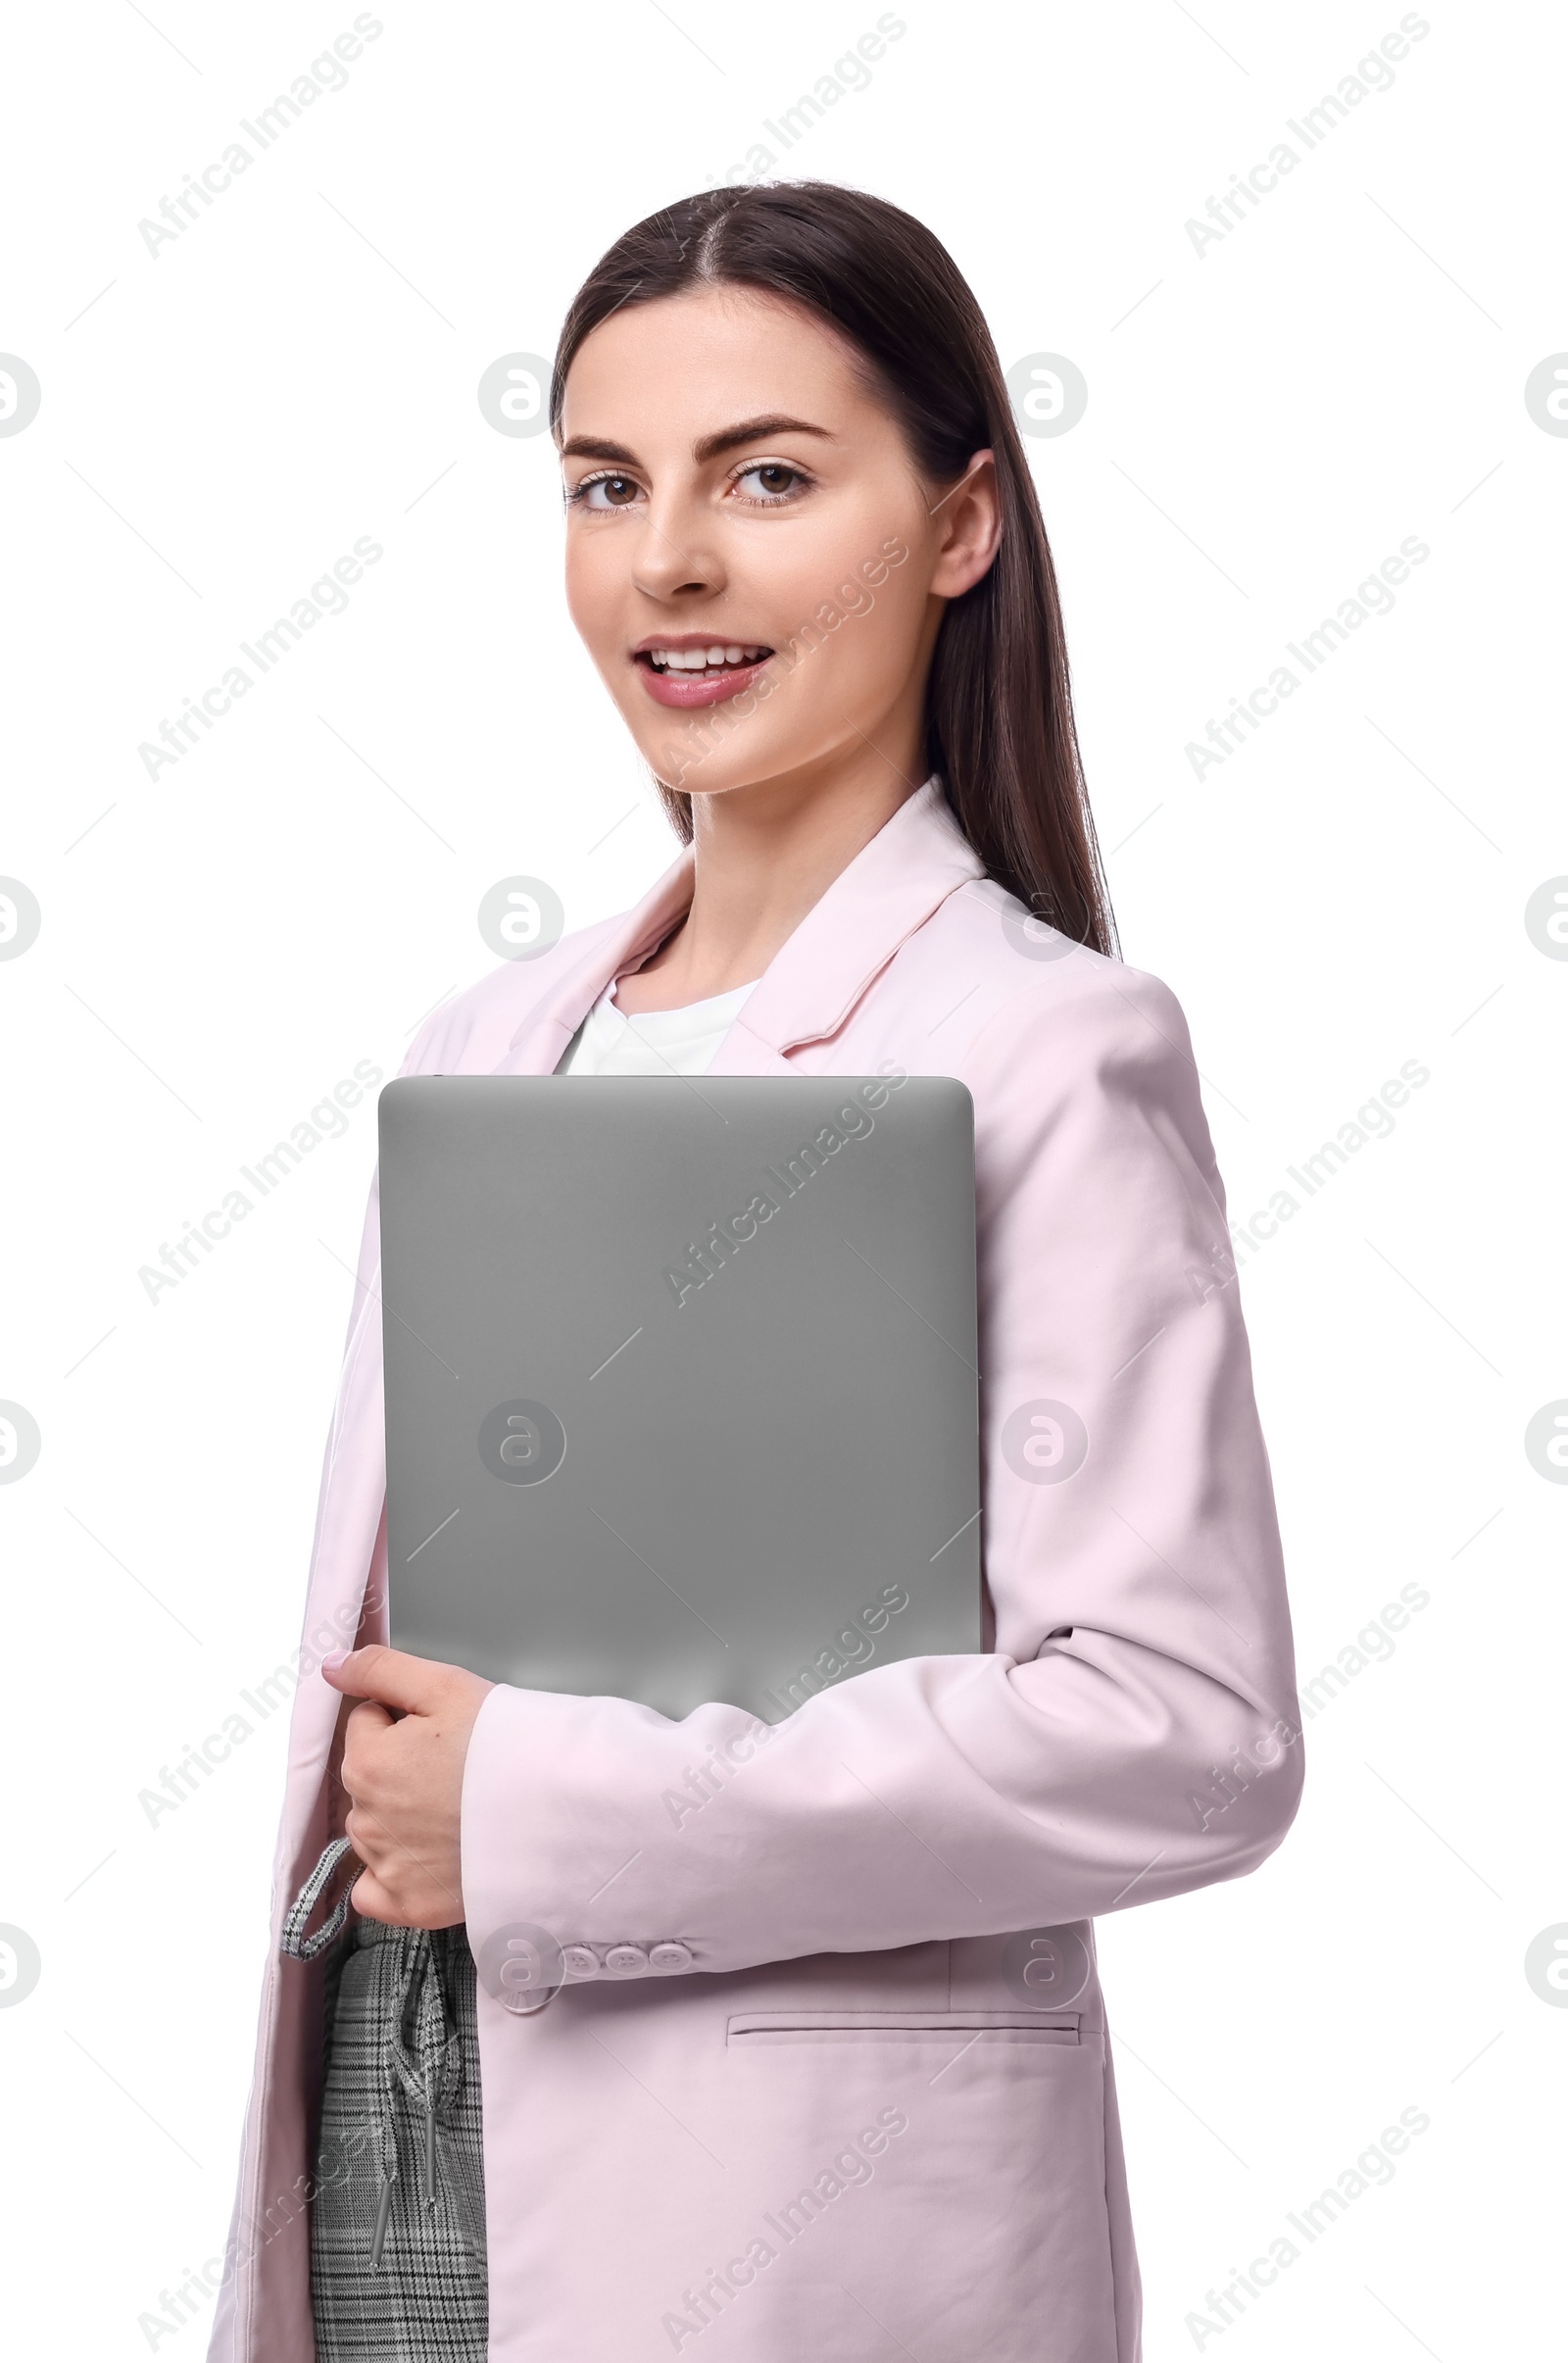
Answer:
xmin=311 ymin=1911 xmax=488 ymax=2360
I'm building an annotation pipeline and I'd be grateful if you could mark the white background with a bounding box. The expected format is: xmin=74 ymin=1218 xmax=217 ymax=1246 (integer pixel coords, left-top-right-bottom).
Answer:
xmin=1 ymin=2 xmax=1563 ymax=2355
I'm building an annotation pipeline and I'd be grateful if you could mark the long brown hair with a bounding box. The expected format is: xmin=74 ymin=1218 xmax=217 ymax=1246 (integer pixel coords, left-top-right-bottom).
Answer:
xmin=551 ymin=182 xmax=1116 ymax=957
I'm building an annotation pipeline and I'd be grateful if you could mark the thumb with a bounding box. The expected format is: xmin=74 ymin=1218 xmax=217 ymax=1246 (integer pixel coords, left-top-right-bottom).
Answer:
xmin=321 ymin=1643 xmax=449 ymax=1715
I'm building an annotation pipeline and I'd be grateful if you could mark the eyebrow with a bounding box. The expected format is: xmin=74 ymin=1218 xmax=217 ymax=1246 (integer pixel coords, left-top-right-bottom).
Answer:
xmin=559 ymin=415 xmax=835 ymax=468
xmin=694 ymin=414 xmax=834 ymax=464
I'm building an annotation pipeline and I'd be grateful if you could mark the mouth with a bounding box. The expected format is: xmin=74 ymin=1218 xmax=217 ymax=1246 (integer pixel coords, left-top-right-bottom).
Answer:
xmin=633 ymin=638 xmax=775 ymax=710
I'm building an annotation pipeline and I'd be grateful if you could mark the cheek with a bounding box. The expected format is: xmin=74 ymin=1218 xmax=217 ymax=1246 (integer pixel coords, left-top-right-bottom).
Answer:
xmin=771 ymin=501 xmax=916 ymax=632
xmin=808 ymin=547 xmax=926 ymax=689
xmin=563 ymin=536 xmax=620 ymax=649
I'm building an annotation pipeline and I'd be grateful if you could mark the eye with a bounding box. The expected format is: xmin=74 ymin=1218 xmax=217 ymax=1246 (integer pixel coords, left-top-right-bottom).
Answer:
xmin=569 ymin=471 xmax=643 ymax=510
xmin=730 ymin=461 xmax=809 ymax=505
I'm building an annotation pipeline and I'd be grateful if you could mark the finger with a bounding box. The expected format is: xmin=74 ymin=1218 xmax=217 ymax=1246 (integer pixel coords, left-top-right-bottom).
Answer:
xmin=342 ymin=1697 xmax=395 ymax=1751
xmin=347 ymin=1866 xmax=400 ymax=1924
xmin=340 ymin=1698 xmax=394 ymax=1789
xmin=344 ymin=1698 xmax=395 ymax=1738
xmin=349 ymin=1869 xmax=457 ymax=1933
xmin=321 ymin=1643 xmax=452 ymax=1714
xmin=343 ymin=1806 xmax=388 ymax=1870
xmin=350 ymin=1801 xmax=465 ymax=1918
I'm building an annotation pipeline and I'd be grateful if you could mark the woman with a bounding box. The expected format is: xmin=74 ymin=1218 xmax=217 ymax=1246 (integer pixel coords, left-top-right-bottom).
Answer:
xmin=212 ymin=182 xmax=1302 ymax=2363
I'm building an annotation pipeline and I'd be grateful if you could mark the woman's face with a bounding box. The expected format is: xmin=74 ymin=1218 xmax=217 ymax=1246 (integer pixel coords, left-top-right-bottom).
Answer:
xmin=558 ymin=284 xmax=997 ymax=803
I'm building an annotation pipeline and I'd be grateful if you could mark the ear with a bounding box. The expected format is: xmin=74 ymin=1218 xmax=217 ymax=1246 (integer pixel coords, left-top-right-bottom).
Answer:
xmin=928 ymin=450 xmax=1003 ymax=601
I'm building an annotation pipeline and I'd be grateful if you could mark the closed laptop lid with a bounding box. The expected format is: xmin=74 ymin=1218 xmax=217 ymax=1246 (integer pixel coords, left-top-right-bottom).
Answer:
xmin=377 ymin=1072 xmax=980 ymax=1722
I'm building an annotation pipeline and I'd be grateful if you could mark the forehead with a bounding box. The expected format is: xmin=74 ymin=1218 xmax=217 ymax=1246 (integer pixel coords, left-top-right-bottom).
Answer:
xmin=559 ymin=284 xmax=878 ymax=444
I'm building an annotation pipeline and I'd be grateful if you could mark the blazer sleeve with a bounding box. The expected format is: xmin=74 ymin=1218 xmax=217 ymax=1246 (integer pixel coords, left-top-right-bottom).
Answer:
xmin=460 ymin=962 xmax=1304 ymax=1971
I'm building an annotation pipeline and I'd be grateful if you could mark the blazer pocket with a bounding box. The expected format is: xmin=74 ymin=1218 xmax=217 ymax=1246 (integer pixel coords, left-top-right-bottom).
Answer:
xmin=726 ymin=2009 xmax=1080 ymax=2045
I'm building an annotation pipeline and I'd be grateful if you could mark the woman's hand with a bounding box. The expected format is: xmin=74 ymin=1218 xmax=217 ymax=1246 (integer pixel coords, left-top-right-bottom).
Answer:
xmin=322 ymin=1645 xmax=494 ymax=1929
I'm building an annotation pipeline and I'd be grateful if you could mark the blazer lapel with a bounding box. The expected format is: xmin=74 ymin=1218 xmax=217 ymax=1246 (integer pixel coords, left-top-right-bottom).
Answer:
xmin=707 ymin=777 xmax=984 ymax=1074
xmin=486 ymin=848 xmax=698 ymax=1076
xmin=485 ymin=776 xmax=984 ymax=1083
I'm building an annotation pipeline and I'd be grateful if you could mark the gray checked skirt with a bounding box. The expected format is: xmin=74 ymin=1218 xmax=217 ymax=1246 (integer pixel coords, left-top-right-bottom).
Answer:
xmin=286 ymin=1844 xmax=488 ymax=2359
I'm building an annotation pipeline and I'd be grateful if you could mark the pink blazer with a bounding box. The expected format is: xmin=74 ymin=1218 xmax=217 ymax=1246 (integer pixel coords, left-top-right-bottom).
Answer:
xmin=210 ymin=779 xmax=1301 ymax=2363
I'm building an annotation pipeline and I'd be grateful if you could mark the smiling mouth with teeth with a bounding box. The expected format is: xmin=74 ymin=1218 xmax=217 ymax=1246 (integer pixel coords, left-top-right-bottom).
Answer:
xmin=640 ymin=643 xmax=772 ymax=672
xmin=633 ymin=638 xmax=777 ymax=710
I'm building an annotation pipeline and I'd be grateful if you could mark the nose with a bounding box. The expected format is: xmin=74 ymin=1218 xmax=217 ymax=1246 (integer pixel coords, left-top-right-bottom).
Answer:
xmin=630 ymin=487 xmax=726 ymax=606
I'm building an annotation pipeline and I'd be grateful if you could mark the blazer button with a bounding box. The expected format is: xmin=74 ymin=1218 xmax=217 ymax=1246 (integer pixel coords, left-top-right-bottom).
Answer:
xmin=562 ymin=1945 xmax=600 ymax=1981
xmin=603 ymin=1944 xmax=649 ymax=1978
xmin=649 ymin=1941 xmax=693 ymax=1972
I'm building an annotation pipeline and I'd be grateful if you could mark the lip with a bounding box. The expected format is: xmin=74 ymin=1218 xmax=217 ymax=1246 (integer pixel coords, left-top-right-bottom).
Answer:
xmin=632 ymin=631 xmax=775 ymax=711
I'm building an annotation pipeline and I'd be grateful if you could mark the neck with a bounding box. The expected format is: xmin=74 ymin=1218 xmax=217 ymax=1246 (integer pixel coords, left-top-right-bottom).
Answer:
xmin=614 ymin=741 xmax=929 ymax=1013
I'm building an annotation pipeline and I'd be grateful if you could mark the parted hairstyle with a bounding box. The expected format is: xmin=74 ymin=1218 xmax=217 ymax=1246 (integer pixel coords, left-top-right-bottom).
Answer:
xmin=551 ymin=182 xmax=1115 ymax=958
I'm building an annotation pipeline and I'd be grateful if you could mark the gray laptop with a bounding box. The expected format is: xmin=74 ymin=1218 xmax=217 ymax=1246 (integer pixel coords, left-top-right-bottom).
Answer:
xmin=377 ymin=1073 xmax=980 ymax=1722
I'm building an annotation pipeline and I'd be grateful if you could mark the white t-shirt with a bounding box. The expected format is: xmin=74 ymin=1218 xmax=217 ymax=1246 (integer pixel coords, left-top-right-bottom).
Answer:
xmin=556 ymin=974 xmax=760 ymax=1078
